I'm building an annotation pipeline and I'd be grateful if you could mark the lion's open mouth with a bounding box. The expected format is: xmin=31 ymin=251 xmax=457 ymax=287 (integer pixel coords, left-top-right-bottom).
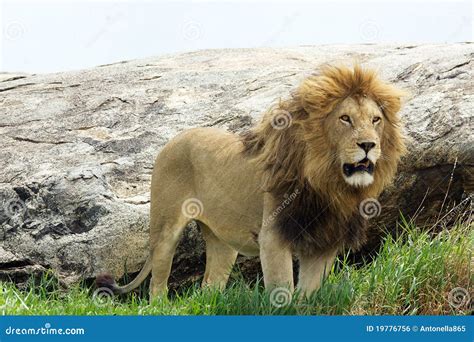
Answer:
xmin=343 ymin=157 xmax=374 ymax=177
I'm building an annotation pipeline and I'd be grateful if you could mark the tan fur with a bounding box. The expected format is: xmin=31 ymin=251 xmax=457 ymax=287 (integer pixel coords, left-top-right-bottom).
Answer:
xmin=97 ymin=64 xmax=406 ymax=299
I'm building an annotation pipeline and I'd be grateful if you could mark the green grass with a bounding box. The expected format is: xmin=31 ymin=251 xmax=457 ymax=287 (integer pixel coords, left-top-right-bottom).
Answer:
xmin=1 ymin=222 xmax=472 ymax=315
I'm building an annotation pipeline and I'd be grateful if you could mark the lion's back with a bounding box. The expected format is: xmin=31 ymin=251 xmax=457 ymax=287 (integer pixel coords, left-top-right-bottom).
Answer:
xmin=152 ymin=127 xmax=251 ymax=188
xmin=157 ymin=127 xmax=242 ymax=163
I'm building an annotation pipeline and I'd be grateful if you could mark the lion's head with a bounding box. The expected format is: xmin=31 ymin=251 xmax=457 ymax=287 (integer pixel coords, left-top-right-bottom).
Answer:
xmin=242 ymin=64 xmax=406 ymax=218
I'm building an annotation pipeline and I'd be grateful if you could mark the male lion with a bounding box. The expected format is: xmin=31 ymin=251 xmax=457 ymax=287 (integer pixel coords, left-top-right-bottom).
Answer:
xmin=97 ymin=64 xmax=406 ymax=298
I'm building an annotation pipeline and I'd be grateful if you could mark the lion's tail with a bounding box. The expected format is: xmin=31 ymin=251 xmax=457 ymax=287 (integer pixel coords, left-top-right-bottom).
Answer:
xmin=95 ymin=255 xmax=152 ymax=295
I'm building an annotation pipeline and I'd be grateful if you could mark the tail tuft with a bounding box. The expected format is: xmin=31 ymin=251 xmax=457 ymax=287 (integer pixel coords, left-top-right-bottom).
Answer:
xmin=94 ymin=256 xmax=152 ymax=296
xmin=95 ymin=273 xmax=121 ymax=295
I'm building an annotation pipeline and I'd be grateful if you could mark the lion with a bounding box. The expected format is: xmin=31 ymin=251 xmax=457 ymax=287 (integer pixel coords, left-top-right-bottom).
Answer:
xmin=96 ymin=64 xmax=406 ymax=299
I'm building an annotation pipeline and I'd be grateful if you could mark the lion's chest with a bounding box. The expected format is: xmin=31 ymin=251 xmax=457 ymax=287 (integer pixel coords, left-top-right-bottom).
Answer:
xmin=272 ymin=185 xmax=368 ymax=255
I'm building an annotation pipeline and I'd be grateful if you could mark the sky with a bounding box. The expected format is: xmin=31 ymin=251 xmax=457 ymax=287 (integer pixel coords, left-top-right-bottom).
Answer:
xmin=1 ymin=0 xmax=472 ymax=74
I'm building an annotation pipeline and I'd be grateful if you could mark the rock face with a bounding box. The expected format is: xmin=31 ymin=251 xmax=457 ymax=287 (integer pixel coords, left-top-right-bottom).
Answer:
xmin=0 ymin=44 xmax=472 ymax=287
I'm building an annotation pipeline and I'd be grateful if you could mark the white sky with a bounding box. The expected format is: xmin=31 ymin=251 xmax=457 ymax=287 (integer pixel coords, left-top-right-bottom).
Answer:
xmin=1 ymin=0 xmax=472 ymax=73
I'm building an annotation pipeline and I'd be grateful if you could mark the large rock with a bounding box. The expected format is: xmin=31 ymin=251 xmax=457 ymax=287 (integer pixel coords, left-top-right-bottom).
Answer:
xmin=0 ymin=44 xmax=472 ymax=287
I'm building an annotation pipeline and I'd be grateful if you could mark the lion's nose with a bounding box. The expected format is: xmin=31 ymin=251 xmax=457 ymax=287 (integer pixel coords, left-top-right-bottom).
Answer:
xmin=357 ymin=142 xmax=376 ymax=153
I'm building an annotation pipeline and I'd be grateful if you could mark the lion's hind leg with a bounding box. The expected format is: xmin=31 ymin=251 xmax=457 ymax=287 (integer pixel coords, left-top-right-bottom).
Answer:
xmin=200 ymin=223 xmax=238 ymax=290
xmin=149 ymin=216 xmax=189 ymax=300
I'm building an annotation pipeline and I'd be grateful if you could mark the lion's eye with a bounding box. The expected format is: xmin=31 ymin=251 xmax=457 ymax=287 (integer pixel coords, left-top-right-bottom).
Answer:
xmin=340 ymin=115 xmax=351 ymax=124
xmin=373 ymin=117 xmax=381 ymax=124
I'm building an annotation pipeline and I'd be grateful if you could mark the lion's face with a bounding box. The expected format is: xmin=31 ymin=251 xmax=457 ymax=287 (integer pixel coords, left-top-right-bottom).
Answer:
xmin=325 ymin=96 xmax=384 ymax=187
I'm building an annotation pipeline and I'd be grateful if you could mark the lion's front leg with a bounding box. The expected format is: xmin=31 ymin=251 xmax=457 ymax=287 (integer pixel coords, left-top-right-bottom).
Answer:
xmin=259 ymin=194 xmax=294 ymax=292
xmin=296 ymin=250 xmax=337 ymax=298
xmin=259 ymin=226 xmax=294 ymax=291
